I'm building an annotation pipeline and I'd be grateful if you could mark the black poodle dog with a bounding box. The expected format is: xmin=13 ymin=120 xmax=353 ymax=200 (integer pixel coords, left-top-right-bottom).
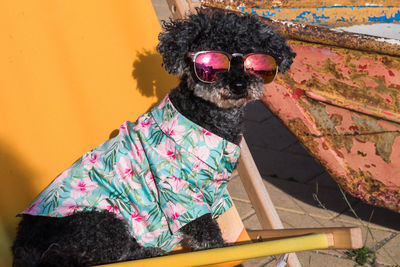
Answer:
xmin=12 ymin=9 xmax=295 ymax=266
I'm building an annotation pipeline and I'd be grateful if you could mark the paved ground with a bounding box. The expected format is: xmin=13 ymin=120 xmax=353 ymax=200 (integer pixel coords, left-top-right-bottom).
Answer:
xmin=151 ymin=1 xmax=400 ymax=266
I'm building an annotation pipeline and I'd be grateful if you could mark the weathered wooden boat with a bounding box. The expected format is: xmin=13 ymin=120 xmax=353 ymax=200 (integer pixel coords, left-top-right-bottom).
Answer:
xmin=195 ymin=0 xmax=400 ymax=213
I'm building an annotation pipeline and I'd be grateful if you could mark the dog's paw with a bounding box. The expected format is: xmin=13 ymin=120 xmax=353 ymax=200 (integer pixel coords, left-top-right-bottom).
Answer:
xmin=180 ymin=213 xmax=227 ymax=251
xmin=190 ymin=238 xmax=227 ymax=251
xmin=127 ymin=246 xmax=168 ymax=260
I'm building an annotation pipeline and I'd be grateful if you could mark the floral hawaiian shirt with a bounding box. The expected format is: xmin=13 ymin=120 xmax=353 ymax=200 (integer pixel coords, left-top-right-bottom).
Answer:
xmin=20 ymin=95 xmax=241 ymax=252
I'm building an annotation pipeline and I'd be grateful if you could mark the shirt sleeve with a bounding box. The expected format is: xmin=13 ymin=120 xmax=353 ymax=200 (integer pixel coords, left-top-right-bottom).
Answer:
xmin=156 ymin=176 xmax=211 ymax=233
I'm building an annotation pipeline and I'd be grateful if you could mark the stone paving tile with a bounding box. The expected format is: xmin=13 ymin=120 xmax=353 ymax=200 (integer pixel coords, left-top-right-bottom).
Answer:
xmin=295 ymin=251 xmax=357 ymax=267
xmin=241 ymin=256 xmax=275 ymax=267
xmin=228 ymin=174 xmax=251 ymax=202
xmin=246 ymin=145 xmax=325 ymax=183
xmin=242 ymin=213 xmax=262 ymax=230
xmin=376 ymin=233 xmax=400 ymax=266
xmin=232 ymin=200 xmax=255 ymax=221
xmin=336 ymin=201 xmax=400 ymax=232
xmin=261 ymin=177 xmax=355 ymax=219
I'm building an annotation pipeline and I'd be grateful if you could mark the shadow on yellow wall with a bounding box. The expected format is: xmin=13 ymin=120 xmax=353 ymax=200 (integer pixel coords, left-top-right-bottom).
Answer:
xmin=0 ymin=1 xmax=178 ymax=264
xmin=0 ymin=142 xmax=37 ymax=265
xmin=132 ymin=49 xmax=175 ymax=109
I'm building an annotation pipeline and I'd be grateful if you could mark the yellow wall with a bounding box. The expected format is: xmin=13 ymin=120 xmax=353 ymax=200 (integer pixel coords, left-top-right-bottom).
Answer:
xmin=0 ymin=1 xmax=178 ymax=264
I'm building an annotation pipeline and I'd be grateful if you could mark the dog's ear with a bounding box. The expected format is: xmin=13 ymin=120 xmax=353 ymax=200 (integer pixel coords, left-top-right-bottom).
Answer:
xmin=256 ymin=24 xmax=296 ymax=74
xmin=274 ymin=34 xmax=296 ymax=74
xmin=157 ymin=14 xmax=202 ymax=76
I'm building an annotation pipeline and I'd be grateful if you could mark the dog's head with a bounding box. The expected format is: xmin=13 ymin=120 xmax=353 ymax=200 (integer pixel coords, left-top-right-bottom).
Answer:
xmin=157 ymin=9 xmax=295 ymax=108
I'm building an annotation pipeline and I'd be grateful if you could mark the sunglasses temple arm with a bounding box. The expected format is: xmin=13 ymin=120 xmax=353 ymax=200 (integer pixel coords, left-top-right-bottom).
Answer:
xmin=187 ymin=52 xmax=196 ymax=61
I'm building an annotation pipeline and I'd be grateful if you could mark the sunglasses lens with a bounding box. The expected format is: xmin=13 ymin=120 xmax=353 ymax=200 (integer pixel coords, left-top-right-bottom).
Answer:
xmin=194 ymin=52 xmax=229 ymax=82
xmin=245 ymin=54 xmax=277 ymax=83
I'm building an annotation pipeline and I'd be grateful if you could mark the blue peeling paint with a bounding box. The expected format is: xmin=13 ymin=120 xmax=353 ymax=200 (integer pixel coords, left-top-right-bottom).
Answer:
xmin=250 ymin=8 xmax=258 ymax=15
xmin=261 ymin=10 xmax=277 ymax=17
xmin=238 ymin=5 xmax=400 ymax=26
xmin=296 ymin=11 xmax=312 ymax=23
xmin=368 ymin=10 xmax=400 ymax=23
xmin=237 ymin=6 xmax=248 ymax=14
xmin=312 ymin=13 xmax=330 ymax=23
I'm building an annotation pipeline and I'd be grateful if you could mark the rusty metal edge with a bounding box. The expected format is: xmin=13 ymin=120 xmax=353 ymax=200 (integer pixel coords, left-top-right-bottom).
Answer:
xmin=204 ymin=6 xmax=400 ymax=57
xmin=201 ymin=0 xmax=400 ymax=9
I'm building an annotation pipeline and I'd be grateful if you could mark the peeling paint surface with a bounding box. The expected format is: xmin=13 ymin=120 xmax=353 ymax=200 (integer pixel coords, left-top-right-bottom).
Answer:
xmin=202 ymin=2 xmax=400 ymax=213
xmin=203 ymin=0 xmax=400 ymax=27
xmin=335 ymin=23 xmax=400 ymax=40
xmin=203 ymin=2 xmax=400 ymax=212
xmin=261 ymin=40 xmax=400 ymax=213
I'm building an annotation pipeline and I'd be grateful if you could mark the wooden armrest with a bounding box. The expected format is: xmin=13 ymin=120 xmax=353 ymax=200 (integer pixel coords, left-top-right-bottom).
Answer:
xmin=98 ymin=233 xmax=333 ymax=267
xmin=247 ymin=227 xmax=362 ymax=249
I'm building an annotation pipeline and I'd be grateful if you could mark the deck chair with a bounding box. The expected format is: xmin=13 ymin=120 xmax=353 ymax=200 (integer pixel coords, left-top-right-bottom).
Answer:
xmin=0 ymin=1 xmax=361 ymax=266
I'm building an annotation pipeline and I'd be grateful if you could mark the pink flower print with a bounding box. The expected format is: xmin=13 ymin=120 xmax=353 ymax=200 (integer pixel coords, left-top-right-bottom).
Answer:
xmin=138 ymin=118 xmax=153 ymax=137
xmin=129 ymin=142 xmax=145 ymax=163
xmin=193 ymin=146 xmax=210 ymax=161
xmin=70 ymin=177 xmax=98 ymax=199
xmin=52 ymin=169 xmax=71 ymax=184
xmin=24 ymin=197 xmax=42 ymax=215
xmin=226 ymin=142 xmax=239 ymax=162
xmin=82 ymin=151 xmax=104 ymax=170
xmin=97 ymin=199 xmax=125 ymax=221
xmin=214 ymin=169 xmax=229 ymax=182
xmin=141 ymin=228 xmax=163 ymax=243
xmin=130 ymin=210 xmax=150 ymax=236
xmin=158 ymin=95 xmax=169 ymax=109
xmin=106 ymin=204 xmax=120 ymax=213
xmin=131 ymin=210 xmax=149 ymax=224
xmin=115 ymin=156 xmax=138 ymax=185
xmin=210 ymin=170 xmax=229 ymax=189
xmin=170 ymin=233 xmax=184 ymax=247
xmin=157 ymin=138 xmax=178 ymax=161
xmin=188 ymin=129 xmax=199 ymax=143
xmin=191 ymin=158 xmax=208 ymax=172
xmin=144 ymin=171 xmax=157 ymax=194
xmin=164 ymin=202 xmax=186 ymax=220
xmin=136 ymin=240 xmax=145 ymax=247
xmin=189 ymin=190 xmax=205 ymax=204
xmin=169 ymin=176 xmax=187 ymax=192
xmin=161 ymin=117 xmax=186 ymax=142
xmin=117 ymin=123 xmax=129 ymax=137
xmin=57 ymin=198 xmax=80 ymax=216
xmin=161 ymin=216 xmax=167 ymax=226
xmin=202 ymin=129 xmax=220 ymax=149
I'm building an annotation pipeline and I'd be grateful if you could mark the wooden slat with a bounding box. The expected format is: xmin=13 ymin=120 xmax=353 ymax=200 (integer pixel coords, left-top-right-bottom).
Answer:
xmin=166 ymin=0 xmax=200 ymax=19
xmin=237 ymin=139 xmax=302 ymax=267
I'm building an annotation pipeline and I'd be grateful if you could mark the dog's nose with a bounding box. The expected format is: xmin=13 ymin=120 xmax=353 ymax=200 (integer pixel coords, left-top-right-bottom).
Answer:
xmin=230 ymin=81 xmax=248 ymax=98
xmin=232 ymin=82 xmax=245 ymax=90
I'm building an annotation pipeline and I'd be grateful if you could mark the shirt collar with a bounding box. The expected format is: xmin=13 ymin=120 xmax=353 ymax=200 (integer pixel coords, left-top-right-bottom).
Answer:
xmin=150 ymin=95 xmax=241 ymax=170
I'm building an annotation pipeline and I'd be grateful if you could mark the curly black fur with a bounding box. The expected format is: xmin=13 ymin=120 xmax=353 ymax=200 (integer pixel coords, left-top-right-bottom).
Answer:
xmin=13 ymin=211 xmax=166 ymax=266
xmin=180 ymin=214 xmax=226 ymax=250
xmin=157 ymin=8 xmax=295 ymax=75
xmin=13 ymin=8 xmax=295 ymax=266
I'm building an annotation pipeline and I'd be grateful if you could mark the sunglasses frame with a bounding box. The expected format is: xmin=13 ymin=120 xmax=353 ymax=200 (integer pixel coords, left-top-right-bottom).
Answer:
xmin=187 ymin=51 xmax=279 ymax=84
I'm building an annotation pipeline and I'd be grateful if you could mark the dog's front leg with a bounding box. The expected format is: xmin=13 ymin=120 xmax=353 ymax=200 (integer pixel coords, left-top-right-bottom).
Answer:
xmin=180 ymin=213 xmax=226 ymax=251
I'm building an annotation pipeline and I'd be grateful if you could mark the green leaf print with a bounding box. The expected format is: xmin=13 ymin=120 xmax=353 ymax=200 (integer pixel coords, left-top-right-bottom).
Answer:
xmin=148 ymin=130 xmax=165 ymax=146
xmin=109 ymin=190 xmax=125 ymax=201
